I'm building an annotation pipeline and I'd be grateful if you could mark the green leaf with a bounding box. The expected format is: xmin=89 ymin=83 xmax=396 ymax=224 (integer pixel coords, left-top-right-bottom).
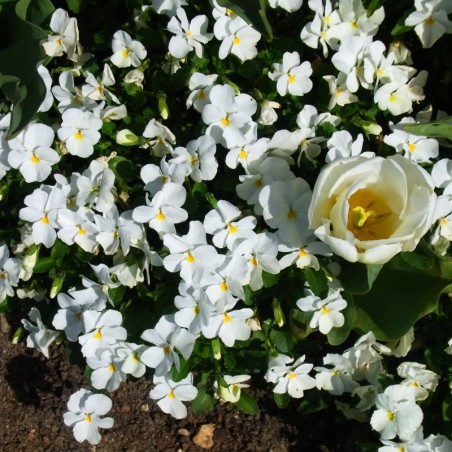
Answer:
xmin=0 ymin=3 xmax=47 ymax=138
xmin=273 ymin=392 xmax=290 ymax=409
xmin=352 ymin=255 xmax=452 ymax=340
xmin=234 ymin=392 xmax=258 ymax=415
xmin=304 ymin=267 xmax=329 ymax=298
xmin=327 ymin=292 xmax=356 ymax=346
xmin=262 ymin=271 xmax=279 ymax=288
xmin=340 ymin=261 xmax=384 ymax=295
xmin=217 ymin=0 xmax=273 ymax=40
xmin=50 ymin=239 xmax=70 ymax=261
xmin=401 ymin=117 xmax=452 ymax=141
xmin=16 ymin=0 xmax=54 ymax=25
xmin=269 ymin=329 xmax=294 ymax=353
xmin=65 ymin=0 xmax=85 ymax=14
xmin=33 ymin=256 xmax=56 ymax=273
xmin=108 ymin=156 xmax=137 ymax=182
xmin=108 ymin=285 xmax=126 ymax=307
xmin=191 ymin=388 xmax=216 ymax=415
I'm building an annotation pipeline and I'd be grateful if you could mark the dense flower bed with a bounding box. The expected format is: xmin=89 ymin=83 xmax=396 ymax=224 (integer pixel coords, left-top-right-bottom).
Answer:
xmin=1 ymin=0 xmax=452 ymax=449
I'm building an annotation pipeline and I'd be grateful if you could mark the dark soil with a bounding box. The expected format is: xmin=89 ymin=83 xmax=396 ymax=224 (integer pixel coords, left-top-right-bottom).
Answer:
xmin=0 ymin=313 xmax=375 ymax=452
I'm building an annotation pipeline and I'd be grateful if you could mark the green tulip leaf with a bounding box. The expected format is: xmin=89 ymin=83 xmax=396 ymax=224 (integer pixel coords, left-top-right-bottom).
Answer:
xmin=16 ymin=0 xmax=54 ymax=25
xmin=339 ymin=261 xmax=384 ymax=295
xmin=401 ymin=117 xmax=452 ymax=141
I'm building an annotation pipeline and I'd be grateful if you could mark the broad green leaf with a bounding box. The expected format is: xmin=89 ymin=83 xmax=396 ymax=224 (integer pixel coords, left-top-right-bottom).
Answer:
xmin=235 ymin=392 xmax=258 ymax=415
xmin=108 ymin=156 xmax=137 ymax=182
xmin=304 ymin=267 xmax=329 ymax=298
xmin=340 ymin=261 xmax=383 ymax=295
xmin=352 ymin=255 xmax=452 ymax=340
xmin=191 ymin=388 xmax=216 ymax=415
xmin=269 ymin=329 xmax=294 ymax=353
xmin=262 ymin=271 xmax=279 ymax=288
xmin=217 ymin=0 xmax=273 ymax=40
xmin=16 ymin=0 xmax=55 ymax=25
xmin=401 ymin=117 xmax=452 ymax=141
xmin=0 ymin=3 xmax=47 ymax=138
xmin=273 ymin=392 xmax=290 ymax=409
xmin=65 ymin=0 xmax=85 ymax=14
xmin=33 ymin=256 xmax=56 ymax=273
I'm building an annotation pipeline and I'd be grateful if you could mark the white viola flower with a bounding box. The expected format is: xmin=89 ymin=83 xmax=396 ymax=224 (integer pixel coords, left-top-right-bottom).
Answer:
xmin=63 ymin=389 xmax=113 ymax=445
xmin=87 ymin=347 xmax=127 ymax=392
xmin=0 ymin=244 xmax=21 ymax=303
xmin=167 ymin=8 xmax=213 ymax=58
xmin=186 ymin=72 xmax=218 ymax=112
xmin=0 ymin=113 xmax=12 ymax=179
xmin=323 ymin=73 xmax=358 ymax=109
xmin=82 ymin=64 xmax=119 ymax=103
xmin=152 ymin=0 xmax=187 ymax=16
xmin=57 ymin=108 xmax=103 ymax=158
xmin=267 ymin=354 xmax=316 ymax=399
xmin=259 ymin=178 xmax=312 ymax=246
xmin=163 ymin=221 xmax=219 ymax=286
xmin=110 ymin=259 xmax=145 ymax=288
xmin=374 ymin=79 xmax=414 ymax=116
xmin=325 ymin=130 xmax=372 ymax=163
xmin=76 ymin=160 xmax=116 ymax=213
xmin=142 ymin=118 xmax=176 ymax=157
xmin=431 ymin=196 xmax=452 ymax=249
xmin=19 ymin=185 xmax=67 ymax=248
xmin=425 ymin=433 xmax=452 ymax=451
xmin=362 ymin=40 xmax=396 ymax=89
xmin=133 ymin=182 xmax=188 ymax=236
xmin=233 ymin=232 xmax=280 ymax=291
xmin=52 ymin=71 xmax=97 ymax=113
xmin=216 ymin=374 xmax=251 ymax=403
xmin=269 ymin=51 xmax=313 ymax=97
xmin=116 ymin=342 xmax=148 ymax=378
xmin=8 ymin=123 xmax=60 ymax=183
xmin=384 ymin=118 xmax=439 ymax=163
xmin=202 ymin=83 xmax=257 ymax=149
xmin=170 ymin=135 xmax=218 ymax=182
xmin=308 ymin=155 xmax=437 ymax=265
xmin=141 ymin=158 xmax=184 ymax=196
xmin=204 ymin=200 xmax=257 ymax=250
xmin=300 ymin=0 xmax=341 ymax=57
xmin=405 ymin=0 xmax=452 ymax=48
xmin=123 ymin=68 xmax=144 ymax=88
xmin=110 ymin=30 xmax=147 ymax=68
xmin=141 ymin=315 xmax=196 ymax=376
xmin=78 ymin=309 xmax=127 ymax=358
xmin=37 ymin=65 xmax=54 ymax=113
xmin=150 ymin=373 xmax=198 ymax=419
xmin=297 ymin=289 xmax=347 ymax=335
xmin=315 ymin=353 xmax=359 ymax=395
xmin=397 ymin=362 xmax=439 ymax=401
xmin=201 ymin=297 xmax=253 ymax=347
xmin=174 ymin=285 xmax=214 ymax=335
xmin=370 ymin=384 xmax=423 ymax=441
xmin=388 ymin=40 xmax=413 ymax=65
xmin=215 ymin=16 xmax=261 ymax=62
xmin=42 ymin=8 xmax=79 ymax=59
xmin=57 ymin=207 xmax=99 ymax=253
xmin=379 ymin=432 xmax=428 ymax=452
xmin=22 ymin=307 xmax=59 ymax=358
xmin=268 ymin=0 xmax=303 ymax=12
xmin=87 ymin=263 xmax=121 ymax=300
xmin=330 ymin=0 xmax=384 ymax=42
xmin=278 ymin=236 xmax=331 ymax=271
xmin=432 ymin=158 xmax=452 ymax=195
xmin=257 ymin=100 xmax=280 ymax=126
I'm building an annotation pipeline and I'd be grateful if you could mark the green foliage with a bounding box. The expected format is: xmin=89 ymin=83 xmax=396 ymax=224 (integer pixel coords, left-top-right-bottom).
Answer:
xmin=191 ymin=388 xmax=216 ymax=414
xmin=401 ymin=117 xmax=452 ymax=142
xmin=234 ymin=392 xmax=258 ymax=415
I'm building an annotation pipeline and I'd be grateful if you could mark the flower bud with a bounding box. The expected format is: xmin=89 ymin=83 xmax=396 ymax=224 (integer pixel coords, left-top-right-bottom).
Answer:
xmin=116 ymin=129 xmax=139 ymax=146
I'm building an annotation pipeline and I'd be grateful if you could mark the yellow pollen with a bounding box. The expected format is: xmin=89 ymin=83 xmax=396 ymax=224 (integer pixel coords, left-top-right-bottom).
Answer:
xmin=94 ymin=329 xmax=103 ymax=339
xmin=233 ymin=35 xmax=240 ymax=45
xmin=223 ymin=312 xmax=232 ymax=322
xmin=108 ymin=363 xmax=116 ymax=372
xmin=186 ymin=252 xmax=195 ymax=263
xmin=198 ymin=90 xmax=206 ymax=100
xmin=408 ymin=143 xmax=416 ymax=153
xmin=156 ymin=210 xmax=166 ymax=220
xmin=193 ymin=305 xmax=200 ymax=315
xmin=351 ymin=21 xmax=359 ymax=29
xmin=122 ymin=48 xmax=130 ymax=58
xmin=347 ymin=188 xmax=394 ymax=241
xmin=239 ymin=148 xmax=247 ymax=159
xmin=221 ymin=116 xmax=231 ymax=126
xmin=220 ymin=280 xmax=229 ymax=291
xmin=0 ymin=272 xmax=7 ymax=279
xmin=321 ymin=306 xmax=330 ymax=315
xmin=287 ymin=209 xmax=297 ymax=219
xmin=77 ymin=226 xmax=86 ymax=235
xmin=288 ymin=372 xmax=297 ymax=380
xmin=41 ymin=215 xmax=50 ymax=224
xmin=85 ymin=414 xmax=92 ymax=422
xmin=389 ymin=93 xmax=396 ymax=102
xmin=299 ymin=248 xmax=308 ymax=257
xmin=74 ymin=130 xmax=83 ymax=140
xmin=250 ymin=256 xmax=258 ymax=266
xmin=426 ymin=17 xmax=435 ymax=25
xmin=163 ymin=345 xmax=171 ymax=354
xmin=30 ymin=154 xmax=40 ymax=164
xmin=288 ymin=73 xmax=296 ymax=84
xmin=386 ymin=411 xmax=395 ymax=421
xmin=228 ymin=224 xmax=238 ymax=234
xmin=167 ymin=391 xmax=175 ymax=399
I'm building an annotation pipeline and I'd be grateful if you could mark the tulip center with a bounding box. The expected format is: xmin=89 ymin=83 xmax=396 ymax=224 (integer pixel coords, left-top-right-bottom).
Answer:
xmin=347 ymin=189 xmax=394 ymax=241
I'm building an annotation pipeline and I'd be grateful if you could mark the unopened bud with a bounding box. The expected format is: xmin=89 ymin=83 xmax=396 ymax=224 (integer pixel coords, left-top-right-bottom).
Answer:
xmin=272 ymin=298 xmax=285 ymax=328
xmin=158 ymin=92 xmax=169 ymax=120
xmin=116 ymin=129 xmax=139 ymax=146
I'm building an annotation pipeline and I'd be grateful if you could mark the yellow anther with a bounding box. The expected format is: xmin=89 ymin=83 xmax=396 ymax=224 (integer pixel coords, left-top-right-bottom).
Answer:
xmin=113 ymin=230 xmax=119 ymax=239
xmin=193 ymin=305 xmax=200 ymax=315
xmin=299 ymin=248 xmax=308 ymax=257
xmin=351 ymin=206 xmax=376 ymax=229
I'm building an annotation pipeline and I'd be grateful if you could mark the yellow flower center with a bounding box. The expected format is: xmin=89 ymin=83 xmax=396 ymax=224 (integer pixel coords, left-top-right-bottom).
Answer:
xmin=386 ymin=411 xmax=395 ymax=421
xmin=74 ymin=130 xmax=83 ymax=140
xmin=122 ymin=48 xmax=130 ymax=58
xmin=250 ymin=256 xmax=258 ymax=266
xmin=193 ymin=305 xmax=200 ymax=315
xmin=94 ymin=329 xmax=103 ymax=339
xmin=77 ymin=226 xmax=86 ymax=235
xmin=220 ymin=280 xmax=229 ymax=291
xmin=299 ymin=248 xmax=308 ymax=257
xmin=288 ymin=73 xmax=295 ymax=84
xmin=55 ymin=38 xmax=62 ymax=45
xmin=223 ymin=312 xmax=232 ymax=322
xmin=221 ymin=115 xmax=231 ymax=126
xmin=441 ymin=217 xmax=448 ymax=226
xmin=324 ymin=16 xmax=331 ymax=25
xmin=156 ymin=210 xmax=166 ymax=220
xmin=347 ymin=189 xmax=394 ymax=241
xmin=426 ymin=17 xmax=435 ymax=25
xmin=288 ymin=372 xmax=297 ymax=380
xmin=351 ymin=21 xmax=359 ymax=29
xmin=186 ymin=30 xmax=193 ymax=37
xmin=113 ymin=230 xmax=119 ymax=239
xmin=254 ymin=178 xmax=263 ymax=187
xmin=163 ymin=345 xmax=171 ymax=354
xmin=239 ymin=148 xmax=247 ymax=159
xmin=108 ymin=363 xmax=116 ymax=372
xmin=228 ymin=224 xmax=238 ymax=234
xmin=287 ymin=209 xmax=297 ymax=219
xmin=85 ymin=414 xmax=92 ymax=422
xmin=41 ymin=215 xmax=50 ymax=224
xmin=75 ymin=312 xmax=82 ymax=320
xmin=0 ymin=272 xmax=7 ymax=280
xmin=186 ymin=252 xmax=195 ymax=263
xmin=233 ymin=35 xmax=240 ymax=45
xmin=376 ymin=68 xmax=383 ymax=77
xmin=335 ymin=89 xmax=343 ymax=95
xmin=198 ymin=90 xmax=206 ymax=100
xmin=389 ymin=93 xmax=396 ymax=102
xmin=30 ymin=153 xmax=40 ymax=164
xmin=321 ymin=306 xmax=330 ymax=315
xmin=408 ymin=143 xmax=416 ymax=153
xmin=167 ymin=391 xmax=175 ymax=399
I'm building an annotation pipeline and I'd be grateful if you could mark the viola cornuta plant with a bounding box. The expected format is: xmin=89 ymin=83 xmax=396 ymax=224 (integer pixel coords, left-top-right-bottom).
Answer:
xmin=2 ymin=0 xmax=452 ymax=449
